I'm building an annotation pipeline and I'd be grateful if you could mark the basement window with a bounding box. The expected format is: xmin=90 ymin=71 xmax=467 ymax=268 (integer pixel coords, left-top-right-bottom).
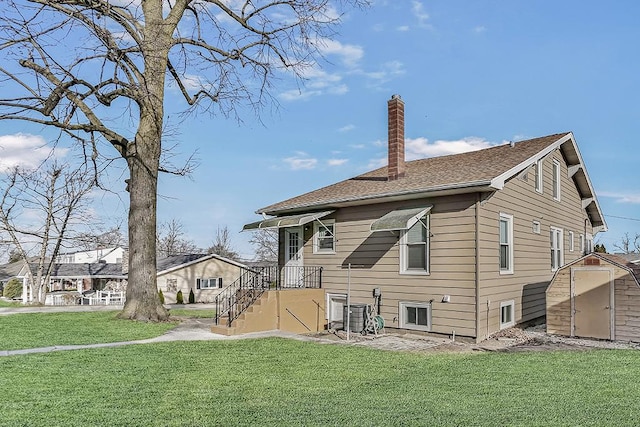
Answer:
xmin=399 ymin=301 xmax=431 ymax=331
xmin=500 ymin=300 xmax=515 ymax=329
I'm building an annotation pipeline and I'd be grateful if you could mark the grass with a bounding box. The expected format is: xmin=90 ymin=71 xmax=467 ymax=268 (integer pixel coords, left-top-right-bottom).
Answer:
xmin=0 ymin=299 xmax=21 ymax=308
xmin=0 ymin=311 xmax=177 ymax=350
xmin=1 ymin=338 xmax=640 ymax=426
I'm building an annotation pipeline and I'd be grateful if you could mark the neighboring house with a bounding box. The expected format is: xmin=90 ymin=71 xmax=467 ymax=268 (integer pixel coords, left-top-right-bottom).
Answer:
xmin=157 ymin=253 xmax=247 ymax=304
xmin=55 ymin=247 xmax=126 ymax=264
xmin=243 ymin=95 xmax=606 ymax=342
xmin=0 ymin=260 xmax=29 ymax=295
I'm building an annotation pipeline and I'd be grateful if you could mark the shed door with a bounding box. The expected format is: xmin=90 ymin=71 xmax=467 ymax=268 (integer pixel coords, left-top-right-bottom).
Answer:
xmin=573 ymin=269 xmax=612 ymax=340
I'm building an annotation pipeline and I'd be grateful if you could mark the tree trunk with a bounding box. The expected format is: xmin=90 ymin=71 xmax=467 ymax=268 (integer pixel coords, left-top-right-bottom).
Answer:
xmin=119 ymin=139 xmax=169 ymax=321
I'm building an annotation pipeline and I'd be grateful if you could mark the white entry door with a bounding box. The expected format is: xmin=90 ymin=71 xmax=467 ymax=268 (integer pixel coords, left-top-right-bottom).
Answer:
xmin=284 ymin=227 xmax=303 ymax=286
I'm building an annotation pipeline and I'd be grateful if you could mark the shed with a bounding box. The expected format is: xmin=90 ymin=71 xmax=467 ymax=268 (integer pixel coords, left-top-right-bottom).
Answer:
xmin=546 ymin=253 xmax=640 ymax=342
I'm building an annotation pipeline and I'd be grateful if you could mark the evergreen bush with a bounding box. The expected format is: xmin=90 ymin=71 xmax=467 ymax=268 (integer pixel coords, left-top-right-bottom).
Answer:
xmin=188 ymin=288 xmax=195 ymax=304
xmin=3 ymin=278 xmax=22 ymax=299
xmin=176 ymin=290 xmax=184 ymax=304
xmin=158 ymin=289 xmax=165 ymax=304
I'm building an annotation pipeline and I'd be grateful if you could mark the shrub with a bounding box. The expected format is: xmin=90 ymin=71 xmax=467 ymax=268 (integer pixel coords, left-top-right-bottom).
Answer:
xmin=3 ymin=278 xmax=22 ymax=299
xmin=158 ymin=289 xmax=165 ymax=304
xmin=188 ymin=288 xmax=195 ymax=304
xmin=176 ymin=290 xmax=184 ymax=304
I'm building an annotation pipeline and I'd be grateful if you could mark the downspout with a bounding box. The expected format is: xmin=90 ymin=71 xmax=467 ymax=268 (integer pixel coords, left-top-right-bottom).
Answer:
xmin=475 ymin=193 xmax=481 ymax=342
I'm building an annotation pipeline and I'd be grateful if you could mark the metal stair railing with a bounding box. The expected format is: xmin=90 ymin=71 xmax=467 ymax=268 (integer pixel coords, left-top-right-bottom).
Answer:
xmin=214 ymin=266 xmax=323 ymax=327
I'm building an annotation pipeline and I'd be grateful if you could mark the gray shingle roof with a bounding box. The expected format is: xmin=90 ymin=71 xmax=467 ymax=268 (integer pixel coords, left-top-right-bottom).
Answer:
xmin=28 ymin=262 xmax=127 ymax=279
xmin=156 ymin=254 xmax=210 ymax=273
xmin=260 ymin=133 xmax=570 ymax=214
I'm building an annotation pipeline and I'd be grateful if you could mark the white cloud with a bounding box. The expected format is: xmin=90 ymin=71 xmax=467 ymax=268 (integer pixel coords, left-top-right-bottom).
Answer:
xmin=405 ymin=136 xmax=495 ymax=160
xmin=327 ymin=159 xmax=348 ymax=167
xmin=317 ymin=39 xmax=364 ymax=69
xmin=367 ymin=157 xmax=386 ymax=169
xmin=338 ymin=124 xmax=355 ymax=132
xmin=397 ymin=25 xmax=410 ymax=32
xmin=599 ymin=192 xmax=640 ymax=204
xmin=363 ymin=61 xmax=406 ymax=86
xmin=349 ymin=144 xmax=366 ymax=149
xmin=279 ymin=66 xmax=346 ymax=101
xmin=474 ymin=25 xmax=487 ymax=34
xmin=412 ymin=1 xmax=429 ymax=26
xmin=0 ymin=134 xmax=65 ymax=172
xmin=283 ymin=153 xmax=318 ymax=170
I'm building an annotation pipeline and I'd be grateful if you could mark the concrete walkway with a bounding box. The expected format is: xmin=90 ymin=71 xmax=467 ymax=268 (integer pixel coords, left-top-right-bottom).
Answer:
xmin=0 ymin=304 xmax=306 ymax=357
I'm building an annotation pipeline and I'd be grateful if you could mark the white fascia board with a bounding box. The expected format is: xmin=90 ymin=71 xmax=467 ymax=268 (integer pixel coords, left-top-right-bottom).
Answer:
xmin=490 ymin=133 xmax=573 ymax=190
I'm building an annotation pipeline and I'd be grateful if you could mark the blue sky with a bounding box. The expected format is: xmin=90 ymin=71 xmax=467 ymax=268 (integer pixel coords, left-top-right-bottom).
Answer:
xmin=2 ymin=0 xmax=639 ymax=258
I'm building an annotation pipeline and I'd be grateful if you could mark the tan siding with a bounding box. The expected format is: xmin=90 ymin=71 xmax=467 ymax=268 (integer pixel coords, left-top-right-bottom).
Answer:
xmin=304 ymin=195 xmax=478 ymax=338
xmin=157 ymin=258 xmax=242 ymax=304
xmin=478 ymin=148 xmax=594 ymax=340
xmin=547 ymin=257 xmax=640 ymax=342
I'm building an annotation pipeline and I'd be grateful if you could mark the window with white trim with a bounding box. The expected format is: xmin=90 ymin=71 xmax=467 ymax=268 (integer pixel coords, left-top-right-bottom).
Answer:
xmin=586 ymin=233 xmax=594 ymax=253
xmin=400 ymin=215 xmax=429 ymax=274
xmin=568 ymin=231 xmax=574 ymax=252
xmin=552 ymin=159 xmax=561 ymax=201
xmin=196 ymin=277 xmax=222 ymax=289
xmin=535 ymin=159 xmax=544 ymax=193
xmin=399 ymin=301 xmax=431 ymax=331
xmin=499 ymin=213 xmax=514 ymax=274
xmin=580 ymin=234 xmax=585 ymax=254
xmin=313 ymin=220 xmax=335 ymax=254
xmin=550 ymin=227 xmax=563 ymax=271
xmin=532 ymin=220 xmax=541 ymax=234
xmin=500 ymin=300 xmax=515 ymax=329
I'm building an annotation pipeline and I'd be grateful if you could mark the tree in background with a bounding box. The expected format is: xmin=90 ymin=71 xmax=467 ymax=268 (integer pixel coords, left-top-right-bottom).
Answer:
xmin=0 ymin=162 xmax=94 ymax=304
xmin=157 ymin=219 xmax=199 ymax=257
xmin=594 ymin=243 xmax=607 ymax=254
xmin=250 ymin=229 xmax=278 ymax=263
xmin=613 ymin=233 xmax=640 ymax=254
xmin=208 ymin=226 xmax=239 ymax=261
xmin=76 ymin=226 xmax=127 ymax=252
xmin=0 ymin=0 xmax=365 ymax=321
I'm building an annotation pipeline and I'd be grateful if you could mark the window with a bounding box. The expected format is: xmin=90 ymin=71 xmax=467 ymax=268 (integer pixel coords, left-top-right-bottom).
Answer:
xmin=165 ymin=278 xmax=178 ymax=292
xmin=499 ymin=213 xmax=514 ymax=274
xmin=550 ymin=227 xmax=563 ymax=271
xmin=586 ymin=233 xmax=594 ymax=253
xmin=399 ymin=301 xmax=431 ymax=331
xmin=196 ymin=278 xmax=222 ymax=289
xmin=532 ymin=220 xmax=541 ymax=234
xmin=313 ymin=220 xmax=335 ymax=254
xmin=552 ymin=159 xmax=561 ymax=201
xmin=568 ymin=231 xmax=574 ymax=252
xmin=535 ymin=159 xmax=544 ymax=193
xmin=500 ymin=300 xmax=515 ymax=329
xmin=580 ymin=234 xmax=585 ymax=254
xmin=400 ymin=215 xmax=429 ymax=274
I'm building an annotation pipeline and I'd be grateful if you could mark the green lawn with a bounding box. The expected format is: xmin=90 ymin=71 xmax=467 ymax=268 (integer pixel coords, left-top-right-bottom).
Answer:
xmin=0 ymin=311 xmax=177 ymax=350
xmin=1 ymin=338 xmax=639 ymax=426
xmin=0 ymin=299 xmax=21 ymax=308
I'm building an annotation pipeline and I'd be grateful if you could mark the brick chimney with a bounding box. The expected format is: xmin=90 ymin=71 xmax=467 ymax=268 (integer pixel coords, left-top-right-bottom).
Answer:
xmin=387 ymin=94 xmax=405 ymax=180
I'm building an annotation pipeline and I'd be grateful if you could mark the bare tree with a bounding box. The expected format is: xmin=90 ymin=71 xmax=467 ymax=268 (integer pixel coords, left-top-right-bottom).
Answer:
xmin=157 ymin=218 xmax=199 ymax=257
xmin=76 ymin=225 xmax=127 ymax=251
xmin=250 ymin=229 xmax=278 ymax=263
xmin=208 ymin=226 xmax=239 ymax=261
xmin=0 ymin=0 xmax=364 ymax=321
xmin=0 ymin=162 xmax=94 ymax=304
xmin=613 ymin=232 xmax=640 ymax=254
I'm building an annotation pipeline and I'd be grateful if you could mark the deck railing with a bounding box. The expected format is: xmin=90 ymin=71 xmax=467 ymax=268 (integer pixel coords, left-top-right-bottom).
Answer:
xmin=214 ymin=266 xmax=322 ymax=327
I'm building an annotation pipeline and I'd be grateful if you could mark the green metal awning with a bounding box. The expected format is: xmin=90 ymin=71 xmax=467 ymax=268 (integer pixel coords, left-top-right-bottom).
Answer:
xmin=242 ymin=210 xmax=335 ymax=231
xmin=370 ymin=206 xmax=432 ymax=232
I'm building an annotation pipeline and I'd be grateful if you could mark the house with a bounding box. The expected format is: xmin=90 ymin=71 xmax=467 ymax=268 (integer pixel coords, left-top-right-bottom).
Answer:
xmin=156 ymin=253 xmax=248 ymax=304
xmin=55 ymin=247 xmax=125 ymax=264
xmin=547 ymin=252 xmax=640 ymax=341
xmin=241 ymin=95 xmax=606 ymax=342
